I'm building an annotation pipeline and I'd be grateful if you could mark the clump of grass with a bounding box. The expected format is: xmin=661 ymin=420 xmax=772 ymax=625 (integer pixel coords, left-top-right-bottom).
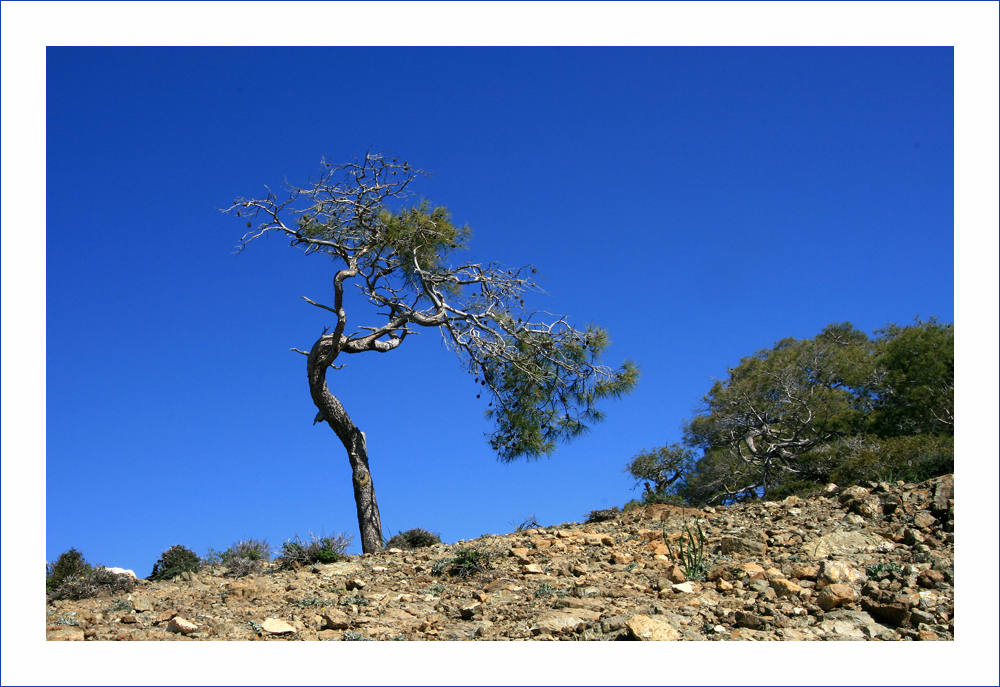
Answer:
xmin=384 ymin=528 xmax=442 ymax=550
xmin=666 ymin=520 xmax=709 ymax=579
xmin=106 ymin=598 xmax=134 ymax=613
xmin=279 ymin=532 xmax=353 ymax=568
xmin=432 ymin=541 xmax=501 ymax=578
xmin=220 ymin=539 xmax=271 ymax=578
xmin=149 ymin=545 xmax=202 ymax=581
xmin=865 ymin=562 xmax=905 ymax=578
xmin=510 ymin=515 xmax=539 ymax=532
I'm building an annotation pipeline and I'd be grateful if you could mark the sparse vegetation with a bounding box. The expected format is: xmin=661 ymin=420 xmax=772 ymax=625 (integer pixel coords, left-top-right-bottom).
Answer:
xmin=149 ymin=544 xmax=202 ymax=581
xmin=432 ymin=540 xmax=501 ymax=578
xmin=218 ymin=539 xmax=272 ymax=578
xmin=279 ymin=532 xmax=353 ymax=567
xmin=47 ymin=565 xmax=137 ymax=603
xmin=510 ymin=515 xmax=539 ymax=532
xmin=584 ymin=506 xmax=620 ymax=523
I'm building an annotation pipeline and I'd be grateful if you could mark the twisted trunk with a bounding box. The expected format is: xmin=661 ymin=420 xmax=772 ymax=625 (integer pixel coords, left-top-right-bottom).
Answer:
xmin=307 ymin=335 xmax=383 ymax=553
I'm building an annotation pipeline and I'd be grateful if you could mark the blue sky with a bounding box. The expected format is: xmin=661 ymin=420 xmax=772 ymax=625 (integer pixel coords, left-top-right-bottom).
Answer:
xmin=2 ymin=2 xmax=998 ymax=676
xmin=42 ymin=44 xmax=959 ymax=572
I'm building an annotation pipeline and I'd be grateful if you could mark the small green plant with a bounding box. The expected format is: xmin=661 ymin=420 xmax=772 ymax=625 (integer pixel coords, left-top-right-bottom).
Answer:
xmin=384 ymin=528 xmax=442 ymax=550
xmin=865 ymin=562 xmax=905 ymax=578
xmin=533 ymin=582 xmax=569 ymax=599
xmin=279 ymin=532 xmax=353 ymax=567
xmin=426 ymin=584 xmax=446 ymax=595
xmin=343 ymin=630 xmax=374 ymax=641
xmin=292 ymin=597 xmax=327 ymax=608
xmin=666 ymin=520 xmax=708 ymax=579
xmin=339 ymin=594 xmax=369 ymax=606
xmin=149 ymin=545 xmax=202 ymax=581
xmin=106 ymin=598 xmax=133 ymax=613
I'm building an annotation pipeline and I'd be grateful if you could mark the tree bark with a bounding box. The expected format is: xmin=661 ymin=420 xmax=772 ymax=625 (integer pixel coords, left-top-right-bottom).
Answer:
xmin=307 ymin=335 xmax=383 ymax=553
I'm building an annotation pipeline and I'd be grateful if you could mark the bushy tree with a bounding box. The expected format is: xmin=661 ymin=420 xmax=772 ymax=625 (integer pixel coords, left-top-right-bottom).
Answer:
xmin=869 ymin=318 xmax=953 ymax=437
xmin=668 ymin=319 xmax=953 ymax=504
xmin=228 ymin=152 xmax=638 ymax=552
xmin=624 ymin=442 xmax=697 ymax=504
xmin=682 ymin=323 xmax=872 ymax=499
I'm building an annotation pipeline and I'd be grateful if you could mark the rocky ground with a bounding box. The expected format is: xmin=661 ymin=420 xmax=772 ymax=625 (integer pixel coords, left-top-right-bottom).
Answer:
xmin=45 ymin=475 xmax=954 ymax=641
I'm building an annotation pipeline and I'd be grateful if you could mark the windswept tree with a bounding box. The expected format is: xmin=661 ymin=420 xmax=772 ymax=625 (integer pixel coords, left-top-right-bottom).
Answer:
xmin=227 ymin=152 xmax=638 ymax=553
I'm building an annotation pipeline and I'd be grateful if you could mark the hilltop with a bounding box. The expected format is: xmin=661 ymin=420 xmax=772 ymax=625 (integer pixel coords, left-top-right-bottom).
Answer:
xmin=45 ymin=474 xmax=953 ymax=641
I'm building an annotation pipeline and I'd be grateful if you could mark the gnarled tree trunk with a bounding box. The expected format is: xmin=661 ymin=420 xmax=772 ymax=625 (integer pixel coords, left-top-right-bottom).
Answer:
xmin=307 ymin=335 xmax=383 ymax=553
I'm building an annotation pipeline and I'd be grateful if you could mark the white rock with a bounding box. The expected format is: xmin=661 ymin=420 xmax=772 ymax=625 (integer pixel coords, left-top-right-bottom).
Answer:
xmin=166 ymin=616 xmax=198 ymax=634
xmin=261 ymin=618 xmax=296 ymax=635
xmin=107 ymin=567 xmax=137 ymax=580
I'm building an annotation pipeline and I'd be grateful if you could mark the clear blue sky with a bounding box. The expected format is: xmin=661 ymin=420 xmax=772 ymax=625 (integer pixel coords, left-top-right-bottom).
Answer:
xmin=1 ymin=2 xmax=996 ymax=679
xmin=40 ymin=45 xmax=960 ymax=574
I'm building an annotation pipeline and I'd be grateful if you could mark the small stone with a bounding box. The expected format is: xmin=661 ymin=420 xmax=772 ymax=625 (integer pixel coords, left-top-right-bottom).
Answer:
xmin=917 ymin=569 xmax=946 ymax=588
xmin=721 ymin=536 xmax=767 ymax=557
xmin=665 ymin=564 xmax=686 ymax=584
xmin=166 ymin=616 xmax=198 ymax=634
xmin=322 ymin=610 xmax=351 ymax=630
xmin=912 ymin=511 xmax=936 ymax=529
xmin=771 ymin=578 xmax=804 ymax=598
xmin=131 ymin=595 xmax=154 ymax=612
xmin=821 ymin=561 xmax=864 ymax=586
xmin=671 ymin=582 xmax=695 ymax=594
xmin=521 ymin=563 xmax=545 ymax=574
xmin=260 ymin=618 xmax=296 ymax=635
xmin=625 ymin=614 xmax=681 ymax=641
xmin=460 ymin=602 xmax=482 ymax=620
xmin=345 ymin=578 xmax=366 ymax=590
xmin=716 ymin=579 xmax=734 ymax=592
xmin=816 ymin=584 xmax=856 ymax=611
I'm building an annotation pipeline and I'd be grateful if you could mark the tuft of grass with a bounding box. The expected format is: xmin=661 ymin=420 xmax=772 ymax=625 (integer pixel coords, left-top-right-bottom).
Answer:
xmin=220 ymin=539 xmax=271 ymax=578
xmin=432 ymin=540 xmax=502 ymax=578
xmin=279 ymin=532 xmax=352 ymax=568
xmin=533 ymin=582 xmax=569 ymax=599
xmin=510 ymin=515 xmax=539 ymax=532
xmin=666 ymin=520 xmax=709 ymax=579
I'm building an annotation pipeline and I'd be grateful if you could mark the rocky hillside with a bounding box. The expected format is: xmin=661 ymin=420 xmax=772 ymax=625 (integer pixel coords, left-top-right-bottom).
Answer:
xmin=45 ymin=475 xmax=954 ymax=641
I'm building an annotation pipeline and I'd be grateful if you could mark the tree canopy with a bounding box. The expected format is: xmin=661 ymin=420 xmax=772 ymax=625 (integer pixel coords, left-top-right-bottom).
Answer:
xmin=626 ymin=319 xmax=954 ymax=506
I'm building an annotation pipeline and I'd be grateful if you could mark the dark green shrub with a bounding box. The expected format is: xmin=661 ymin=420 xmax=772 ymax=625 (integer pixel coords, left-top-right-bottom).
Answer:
xmin=279 ymin=532 xmax=353 ymax=568
xmin=584 ymin=506 xmax=620 ymax=523
xmin=220 ymin=539 xmax=271 ymax=578
xmin=149 ymin=544 xmax=202 ymax=581
xmin=47 ymin=548 xmax=91 ymax=594
xmin=384 ymin=528 xmax=442 ymax=550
